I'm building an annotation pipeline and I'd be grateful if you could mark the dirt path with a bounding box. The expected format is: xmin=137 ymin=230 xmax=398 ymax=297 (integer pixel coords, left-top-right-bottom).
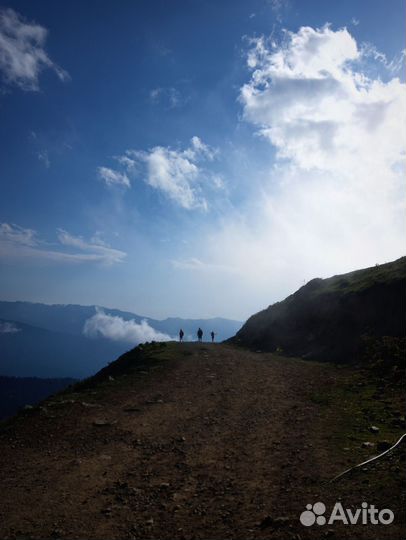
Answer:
xmin=0 ymin=343 xmax=404 ymax=539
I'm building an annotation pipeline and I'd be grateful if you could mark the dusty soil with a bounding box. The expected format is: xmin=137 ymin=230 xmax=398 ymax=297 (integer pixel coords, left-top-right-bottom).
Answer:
xmin=0 ymin=342 xmax=404 ymax=539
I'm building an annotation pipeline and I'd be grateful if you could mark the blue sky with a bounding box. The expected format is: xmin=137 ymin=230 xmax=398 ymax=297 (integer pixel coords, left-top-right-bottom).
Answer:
xmin=0 ymin=0 xmax=405 ymax=320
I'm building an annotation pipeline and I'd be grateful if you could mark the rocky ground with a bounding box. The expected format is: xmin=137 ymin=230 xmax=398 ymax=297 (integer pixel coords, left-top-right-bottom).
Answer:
xmin=0 ymin=342 xmax=404 ymax=539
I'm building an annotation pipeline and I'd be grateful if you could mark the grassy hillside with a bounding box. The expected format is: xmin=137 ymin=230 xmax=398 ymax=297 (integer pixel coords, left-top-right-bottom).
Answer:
xmin=233 ymin=257 xmax=406 ymax=363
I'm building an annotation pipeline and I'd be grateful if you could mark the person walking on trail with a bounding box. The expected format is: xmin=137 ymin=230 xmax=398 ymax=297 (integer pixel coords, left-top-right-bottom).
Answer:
xmin=179 ymin=329 xmax=184 ymax=343
xmin=197 ymin=327 xmax=203 ymax=342
xmin=210 ymin=331 xmax=215 ymax=343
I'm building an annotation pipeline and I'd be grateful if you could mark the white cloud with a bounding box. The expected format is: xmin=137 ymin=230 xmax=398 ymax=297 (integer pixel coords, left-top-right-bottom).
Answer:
xmin=240 ymin=25 xmax=405 ymax=176
xmin=0 ymin=321 xmax=20 ymax=334
xmin=56 ymin=229 xmax=127 ymax=264
xmin=83 ymin=308 xmax=171 ymax=343
xmin=115 ymin=155 xmax=137 ymax=171
xmin=0 ymin=7 xmax=69 ymax=91
xmin=144 ymin=146 xmax=203 ymax=209
xmin=361 ymin=42 xmax=406 ymax=75
xmin=99 ymin=137 xmax=219 ymax=210
xmin=0 ymin=222 xmax=37 ymax=246
xmin=173 ymin=26 xmax=405 ymax=319
xmin=184 ymin=136 xmax=217 ymax=161
xmin=0 ymin=223 xmax=126 ymax=265
xmin=98 ymin=166 xmax=130 ymax=188
xmin=123 ymin=137 xmax=216 ymax=210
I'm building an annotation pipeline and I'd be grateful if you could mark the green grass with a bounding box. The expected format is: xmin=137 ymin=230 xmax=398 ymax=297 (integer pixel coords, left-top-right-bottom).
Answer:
xmin=55 ymin=341 xmax=183 ymax=402
xmin=310 ymin=256 xmax=406 ymax=297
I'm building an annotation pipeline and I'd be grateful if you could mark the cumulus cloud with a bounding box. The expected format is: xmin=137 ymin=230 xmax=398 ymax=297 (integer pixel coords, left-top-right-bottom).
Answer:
xmin=240 ymin=25 xmax=405 ymax=176
xmin=142 ymin=145 xmax=205 ymax=209
xmin=0 ymin=321 xmax=20 ymax=334
xmin=98 ymin=166 xmax=130 ymax=188
xmin=174 ymin=25 xmax=405 ymax=319
xmin=0 ymin=223 xmax=126 ymax=265
xmin=112 ymin=136 xmax=217 ymax=210
xmin=83 ymin=308 xmax=171 ymax=343
xmin=239 ymin=25 xmax=405 ymax=240
xmin=0 ymin=7 xmax=69 ymax=91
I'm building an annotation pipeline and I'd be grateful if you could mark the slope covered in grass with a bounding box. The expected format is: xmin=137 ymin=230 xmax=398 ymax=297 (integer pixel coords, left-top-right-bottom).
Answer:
xmin=233 ymin=257 xmax=406 ymax=363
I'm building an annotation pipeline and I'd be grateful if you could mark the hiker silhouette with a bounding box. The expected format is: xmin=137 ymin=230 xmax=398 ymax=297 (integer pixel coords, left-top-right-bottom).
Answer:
xmin=179 ymin=329 xmax=184 ymax=342
xmin=210 ymin=331 xmax=215 ymax=343
xmin=197 ymin=327 xmax=203 ymax=342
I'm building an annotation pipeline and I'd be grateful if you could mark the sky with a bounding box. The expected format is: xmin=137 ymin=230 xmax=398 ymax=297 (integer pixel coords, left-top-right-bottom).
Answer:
xmin=0 ymin=0 xmax=405 ymax=321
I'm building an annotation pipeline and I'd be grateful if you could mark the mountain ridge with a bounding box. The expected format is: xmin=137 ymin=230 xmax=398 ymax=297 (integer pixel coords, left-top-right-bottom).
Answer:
xmin=0 ymin=302 xmax=242 ymax=379
xmin=232 ymin=256 xmax=405 ymax=363
xmin=0 ymin=301 xmax=242 ymax=337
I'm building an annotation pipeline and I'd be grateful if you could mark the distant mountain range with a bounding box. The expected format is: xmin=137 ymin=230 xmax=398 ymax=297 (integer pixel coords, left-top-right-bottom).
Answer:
xmin=0 ymin=301 xmax=242 ymax=379
xmin=232 ymin=257 xmax=405 ymax=364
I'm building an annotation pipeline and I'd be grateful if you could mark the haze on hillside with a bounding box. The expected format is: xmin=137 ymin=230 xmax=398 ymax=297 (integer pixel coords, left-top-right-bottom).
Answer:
xmin=0 ymin=0 xmax=405 ymax=321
